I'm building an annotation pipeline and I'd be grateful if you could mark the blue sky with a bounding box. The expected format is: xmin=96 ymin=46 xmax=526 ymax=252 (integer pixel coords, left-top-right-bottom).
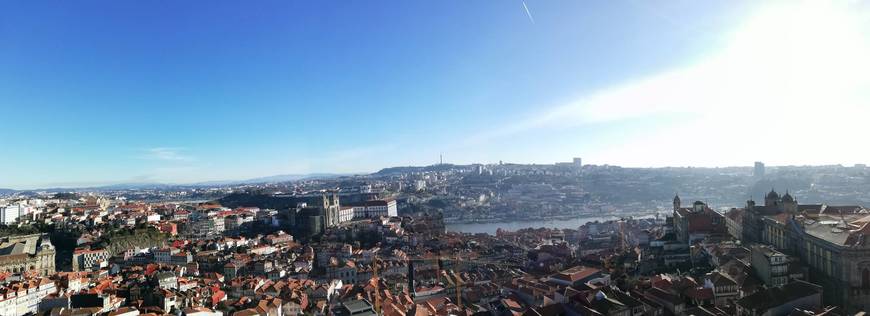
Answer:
xmin=2 ymin=1 xmax=868 ymax=189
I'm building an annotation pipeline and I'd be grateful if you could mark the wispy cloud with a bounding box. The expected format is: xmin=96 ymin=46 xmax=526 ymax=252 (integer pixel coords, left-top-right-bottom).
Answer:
xmin=140 ymin=147 xmax=195 ymax=162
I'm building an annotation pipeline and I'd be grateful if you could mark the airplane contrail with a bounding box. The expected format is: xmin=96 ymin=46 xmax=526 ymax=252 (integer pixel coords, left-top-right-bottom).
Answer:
xmin=522 ymin=0 xmax=535 ymax=24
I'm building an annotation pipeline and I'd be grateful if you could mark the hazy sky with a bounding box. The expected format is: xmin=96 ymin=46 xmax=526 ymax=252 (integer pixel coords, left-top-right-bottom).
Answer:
xmin=2 ymin=1 xmax=869 ymax=189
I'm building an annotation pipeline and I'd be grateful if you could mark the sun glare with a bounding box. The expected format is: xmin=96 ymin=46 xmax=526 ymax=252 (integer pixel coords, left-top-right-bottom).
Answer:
xmin=718 ymin=1 xmax=870 ymax=117
xmin=583 ymin=1 xmax=870 ymax=166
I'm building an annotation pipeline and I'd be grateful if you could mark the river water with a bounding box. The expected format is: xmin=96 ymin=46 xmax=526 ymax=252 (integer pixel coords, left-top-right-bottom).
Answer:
xmin=445 ymin=216 xmax=619 ymax=235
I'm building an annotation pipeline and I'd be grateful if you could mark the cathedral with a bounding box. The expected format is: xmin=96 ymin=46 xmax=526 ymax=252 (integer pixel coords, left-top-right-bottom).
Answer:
xmin=290 ymin=191 xmax=342 ymax=237
xmin=321 ymin=191 xmax=341 ymax=228
xmin=742 ymin=188 xmax=800 ymax=243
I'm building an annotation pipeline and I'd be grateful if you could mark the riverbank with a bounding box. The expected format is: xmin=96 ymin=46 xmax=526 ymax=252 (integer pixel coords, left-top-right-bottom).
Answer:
xmin=445 ymin=213 xmax=660 ymax=235
xmin=446 ymin=216 xmax=615 ymax=235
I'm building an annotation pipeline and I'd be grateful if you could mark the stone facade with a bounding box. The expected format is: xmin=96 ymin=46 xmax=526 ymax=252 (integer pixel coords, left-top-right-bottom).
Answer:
xmin=0 ymin=234 xmax=56 ymax=276
xmin=740 ymin=190 xmax=870 ymax=312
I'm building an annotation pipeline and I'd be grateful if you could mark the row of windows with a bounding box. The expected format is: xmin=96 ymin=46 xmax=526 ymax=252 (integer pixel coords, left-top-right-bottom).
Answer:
xmin=760 ymin=221 xmax=841 ymax=279
xmin=805 ymin=241 xmax=834 ymax=276
xmin=764 ymin=224 xmax=788 ymax=250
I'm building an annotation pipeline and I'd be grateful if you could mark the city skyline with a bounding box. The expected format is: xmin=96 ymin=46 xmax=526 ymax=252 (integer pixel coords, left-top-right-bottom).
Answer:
xmin=3 ymin=1 xmax=870 ymax=188
xmin=1 ymin=159 xmax=866 ymax=191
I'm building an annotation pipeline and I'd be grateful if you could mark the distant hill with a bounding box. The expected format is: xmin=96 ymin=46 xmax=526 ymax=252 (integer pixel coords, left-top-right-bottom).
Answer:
xmin=241 ymin=173 xmax=349 ymax=183
xmin=194 ymin=173 xmax=351 ymax=186
xmin=217 ymin=192 xmax=328 ymax=209
xmin=6 ymin=173 xmax=354 ymax=192
xmin=90 ymin=173 xmax=350 ymax=189
xmin=12 ymin=183 xmax=174 ymax=193
xmin=374 ymin=164 xmax=463 ymax=176
xmin=95 ymin=183 xmax=174 ymax=190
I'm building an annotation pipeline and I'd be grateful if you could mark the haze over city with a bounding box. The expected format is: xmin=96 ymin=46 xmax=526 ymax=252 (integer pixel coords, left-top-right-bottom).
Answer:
xmin=3 ymin=1 xmax=870 ymax=189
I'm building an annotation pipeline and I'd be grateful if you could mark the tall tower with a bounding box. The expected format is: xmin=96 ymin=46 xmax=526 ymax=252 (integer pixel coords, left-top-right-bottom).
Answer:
xmin=782 ymin=190 xmax=797 ymax=213
xmin=331 ymin=192 xmax=340 ymax=208
xmin=673 ymin=194 xmax=681 ymax=211
xmin=754 ymin=162 xmax=765 ymax=178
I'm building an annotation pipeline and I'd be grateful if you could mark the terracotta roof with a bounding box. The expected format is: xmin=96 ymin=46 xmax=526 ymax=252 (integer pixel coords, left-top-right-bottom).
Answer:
xmin=685 ymin=287 xmax=714 ymax=300
xmin=552 ymin=266 xmax=601 ymax=283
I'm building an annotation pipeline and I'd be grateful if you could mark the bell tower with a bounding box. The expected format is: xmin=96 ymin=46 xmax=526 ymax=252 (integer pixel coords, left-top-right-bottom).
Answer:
xmin=765 ymin=188 xmax=781 ymax=207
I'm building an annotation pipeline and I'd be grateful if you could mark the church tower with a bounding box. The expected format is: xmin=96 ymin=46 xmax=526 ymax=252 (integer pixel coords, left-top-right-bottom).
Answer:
xmin=673 ymin=194 xmax=681 ymax=212
xmin=782 ymin=190 xmax=797 ymax=213
xmin=332 ymin=192 xmax=340 ymax=209
xmin=765 ymin=188 xmax=781 ymax=207
xmin=321 ymin=192 xmax=340 ymax=228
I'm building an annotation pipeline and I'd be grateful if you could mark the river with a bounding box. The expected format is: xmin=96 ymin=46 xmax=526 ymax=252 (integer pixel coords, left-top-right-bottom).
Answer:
xmin=446 ymin=216 xmax=620 ymax=235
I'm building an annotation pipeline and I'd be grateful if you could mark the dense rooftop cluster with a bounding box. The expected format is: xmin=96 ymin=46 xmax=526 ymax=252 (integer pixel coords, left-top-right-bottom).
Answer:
xmin=2 ymin=163 xmax=870 ymax=315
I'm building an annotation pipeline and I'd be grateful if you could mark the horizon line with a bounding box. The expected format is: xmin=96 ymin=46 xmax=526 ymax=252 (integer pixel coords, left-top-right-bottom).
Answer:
xmin=3 ymin=161 xmax=867 ymax=191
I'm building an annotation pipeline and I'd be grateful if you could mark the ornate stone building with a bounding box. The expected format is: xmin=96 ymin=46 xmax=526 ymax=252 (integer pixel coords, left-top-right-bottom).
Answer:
xmin=321 ymin=192 xmax=341 ymax=228
xmin=0 ymin=234 xmax=55 ymax=276
xmin=288 ymin=192 xmax=342 ymax=237
xmin=736 ymin=189 xmax=870 ymax=312
xmin=739 ymin=189 xmax=803 ymax=243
